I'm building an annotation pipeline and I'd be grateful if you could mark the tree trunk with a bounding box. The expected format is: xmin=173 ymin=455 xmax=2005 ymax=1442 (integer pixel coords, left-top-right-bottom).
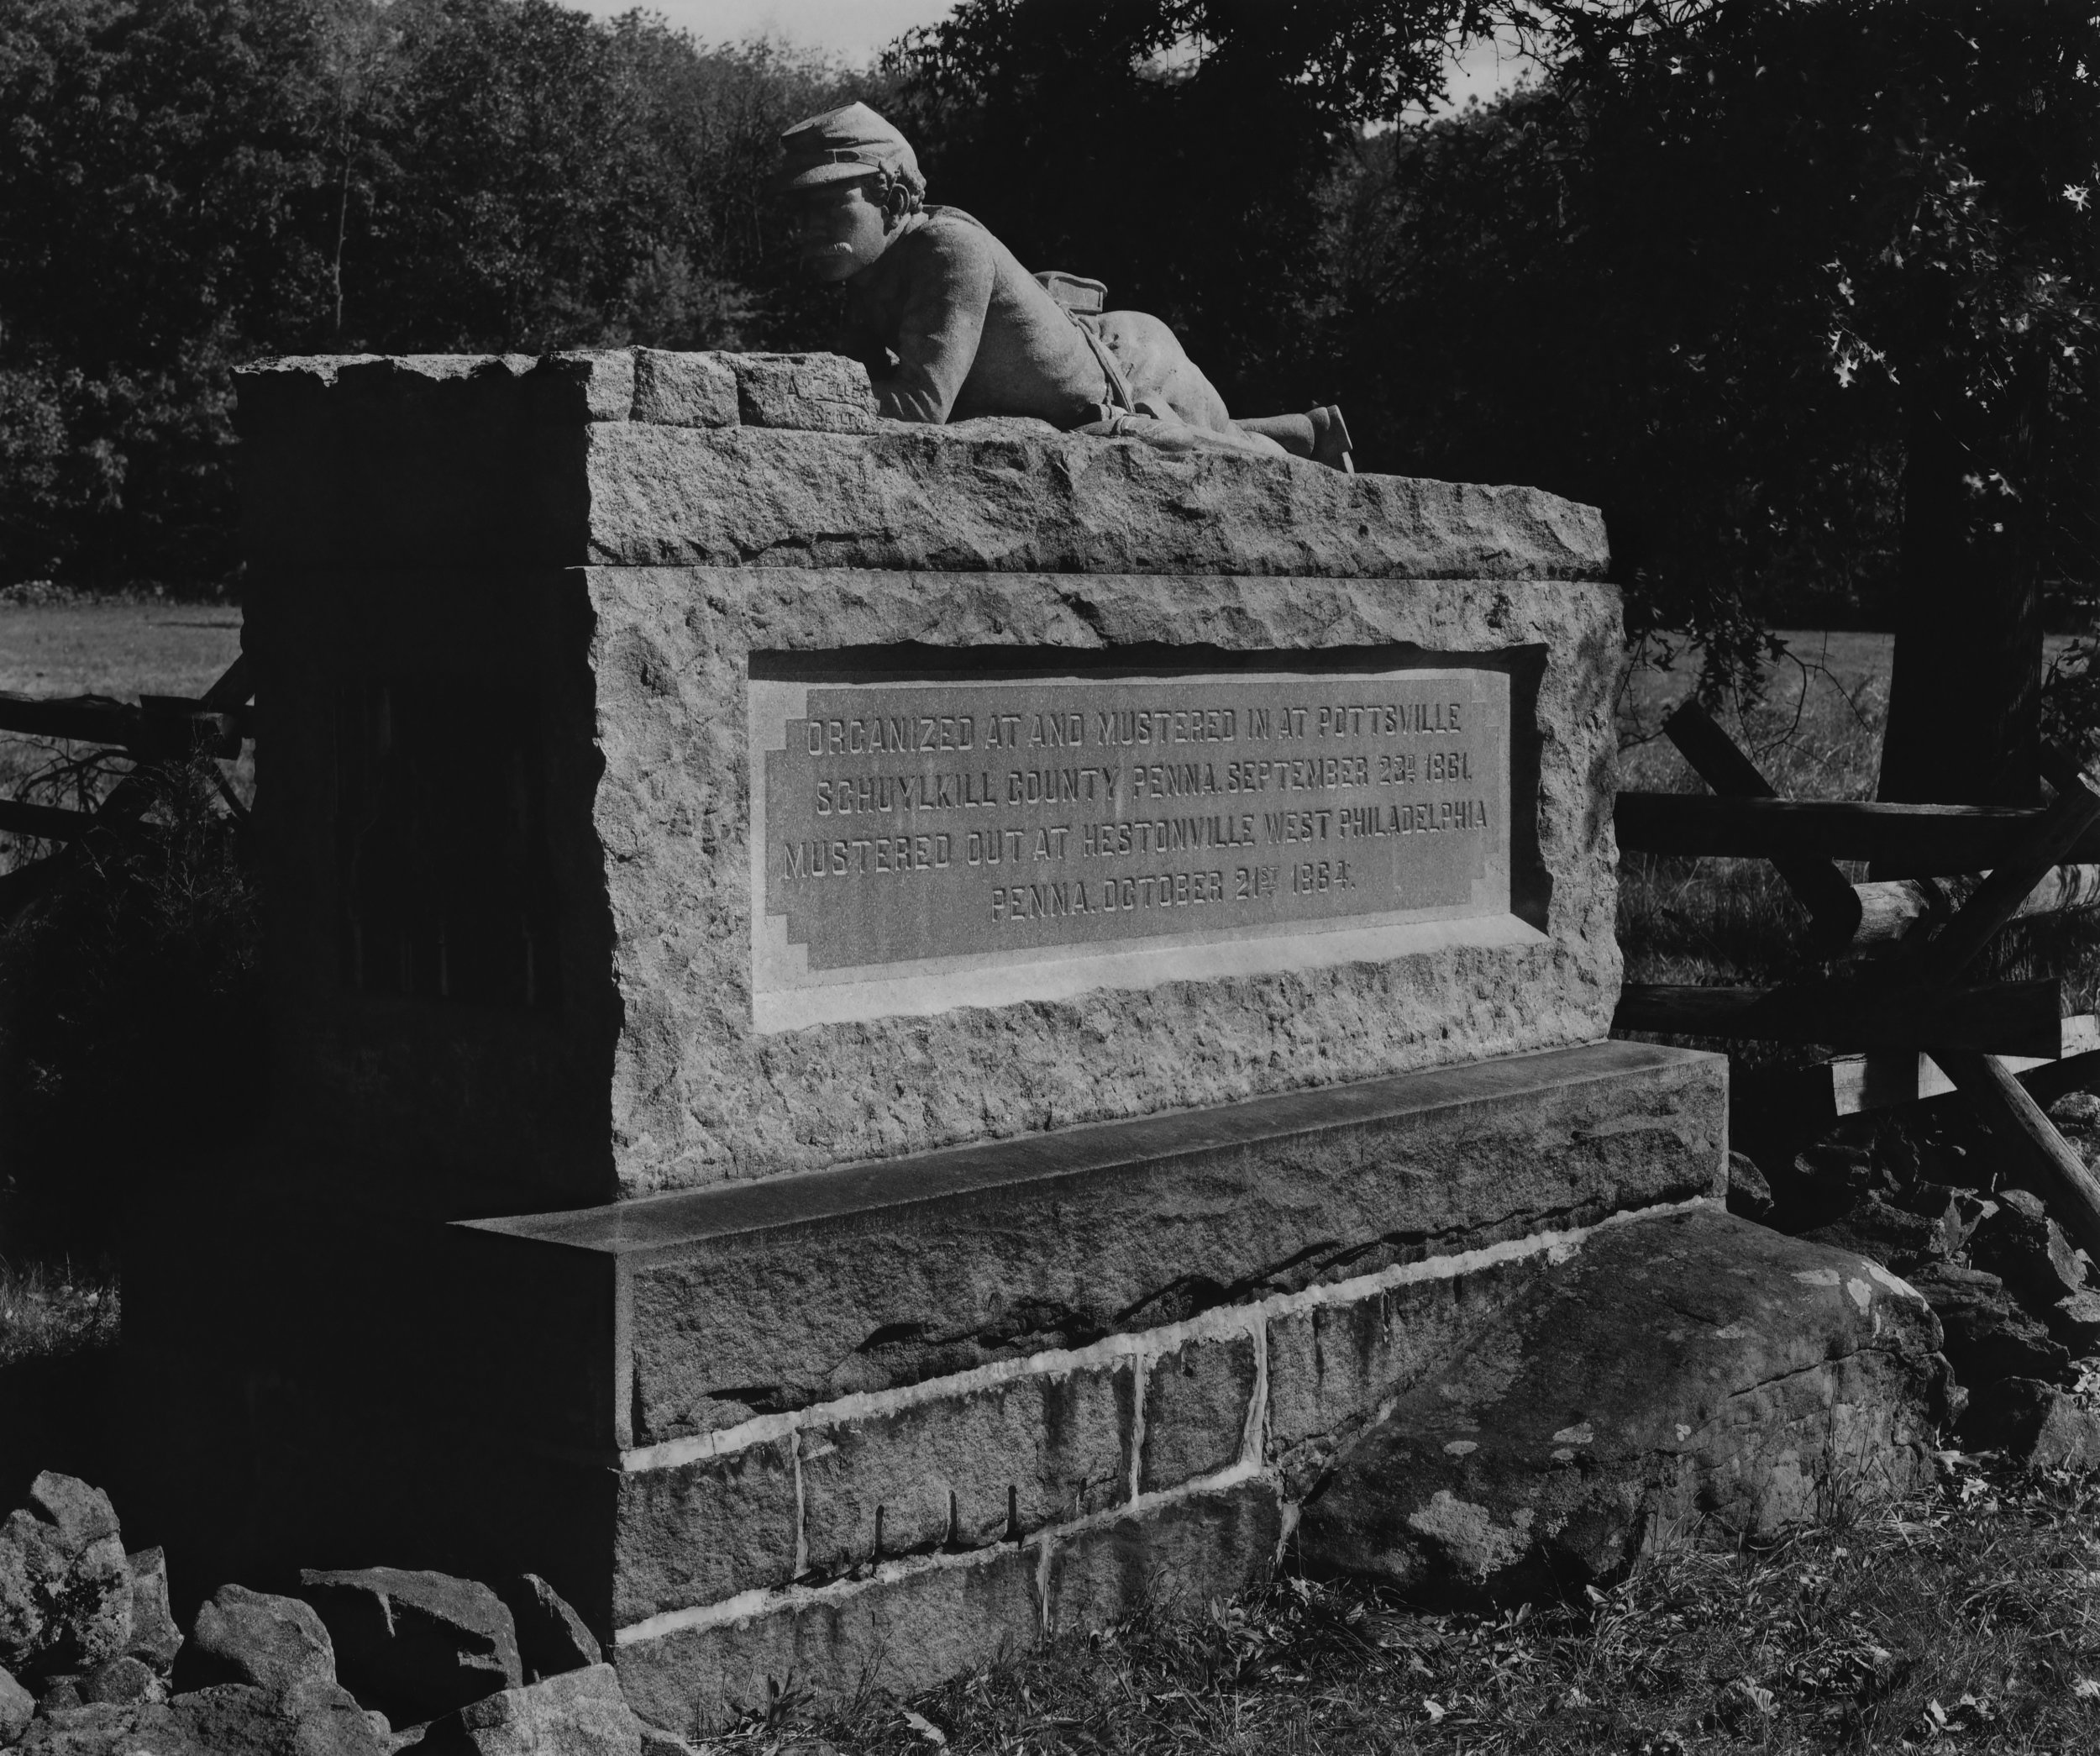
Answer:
xmin=1877 ymin=355 xmax=2046 ymax=814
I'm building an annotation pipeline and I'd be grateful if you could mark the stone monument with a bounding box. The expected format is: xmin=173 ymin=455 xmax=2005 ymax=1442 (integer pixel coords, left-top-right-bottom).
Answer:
xmin=118 ymin=346 xmax=1932 ymax=1738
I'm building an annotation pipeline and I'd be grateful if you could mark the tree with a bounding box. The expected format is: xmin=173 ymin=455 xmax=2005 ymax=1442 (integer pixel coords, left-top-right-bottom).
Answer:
xmin=885 ymin=0 xmax=1490 ymax=421
xmin=1525 ymin=0 xmax=2098 ymax=806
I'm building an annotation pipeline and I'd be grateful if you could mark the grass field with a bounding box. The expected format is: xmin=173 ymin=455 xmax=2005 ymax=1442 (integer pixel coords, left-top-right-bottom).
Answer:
xmin=0 ymin=601 xmax=242 ymax=698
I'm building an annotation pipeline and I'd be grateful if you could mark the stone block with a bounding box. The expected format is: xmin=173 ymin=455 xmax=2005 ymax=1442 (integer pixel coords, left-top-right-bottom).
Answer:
xmin=631 ymin=351 xmax=736 ymax=429
xmin=252 ymin=560 xmax=1628 ymax=1210
xmin=236 ymin=355 xmax=1611 ymax=575
xmin=727 ymin=353 xmax=877 ymax=433
xmin=1042 ymin=1480 xmax=1283 ymax=1635
xmin=614 ymin=1548 xmax=1040 ymax=1738
xmin=799 ymin=1363 xmax=1130 ymax=1577
xmin=612 ymin=1441 xmax=798 ymax=1625
xmin=1266 ymin=1252 xmax=1564 ymax=1463
xmin=1138 ymin=1333 xmax=1257 ymax=1493
xmin=533 ymin=350 xmax=637 ymax=423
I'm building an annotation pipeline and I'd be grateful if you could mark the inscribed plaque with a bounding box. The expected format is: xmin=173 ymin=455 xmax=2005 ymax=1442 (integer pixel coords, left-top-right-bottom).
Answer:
xmin=749 ymin=658 xmax=1528 ymax=1029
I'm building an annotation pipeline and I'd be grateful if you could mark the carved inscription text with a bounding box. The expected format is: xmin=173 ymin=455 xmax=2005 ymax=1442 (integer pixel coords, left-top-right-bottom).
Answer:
xmin=754 ymin=666 xmax=1512 ymax=981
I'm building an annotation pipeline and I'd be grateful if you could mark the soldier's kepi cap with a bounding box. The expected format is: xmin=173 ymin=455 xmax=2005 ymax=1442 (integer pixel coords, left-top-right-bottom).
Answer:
xmin=774 ymin=102 xmax=923 ymax=194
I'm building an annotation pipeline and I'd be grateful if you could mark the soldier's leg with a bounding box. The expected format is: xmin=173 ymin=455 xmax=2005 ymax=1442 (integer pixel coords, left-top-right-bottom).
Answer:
xmin=1232 ymin=407 xmax=1354 ymax=471
xmin=1092 ymin=311 xmax=1237 ymax=433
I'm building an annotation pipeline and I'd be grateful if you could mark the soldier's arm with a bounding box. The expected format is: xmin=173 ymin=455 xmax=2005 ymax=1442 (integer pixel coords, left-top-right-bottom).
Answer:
xmin=874 ymin=222 xmax=995 ymax=423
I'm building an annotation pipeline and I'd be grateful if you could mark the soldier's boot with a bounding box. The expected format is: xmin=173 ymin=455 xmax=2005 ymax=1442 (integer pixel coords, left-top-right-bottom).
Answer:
xmin=1231 ymin=405 xmax=1355 ymax=472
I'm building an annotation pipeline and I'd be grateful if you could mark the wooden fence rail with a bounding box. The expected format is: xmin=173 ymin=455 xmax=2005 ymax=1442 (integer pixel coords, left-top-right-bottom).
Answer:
xmin=1614 ymin=701 xmax=2100 ymax=1263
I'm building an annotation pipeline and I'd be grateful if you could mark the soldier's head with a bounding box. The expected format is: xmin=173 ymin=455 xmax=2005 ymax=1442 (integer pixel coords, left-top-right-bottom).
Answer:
xmin=775 ymin=103 xmax=926 ymax=282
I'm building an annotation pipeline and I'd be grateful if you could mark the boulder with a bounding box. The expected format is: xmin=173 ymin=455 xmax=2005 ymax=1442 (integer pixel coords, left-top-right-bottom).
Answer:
xmin=19 ymin=1679 xmax=386 ymax=1756
xmin=415 ymin=1664 xmax=640 ymax=1756
xmin=491 ymin=1578 xmax=599 ymax=1683
xmin=298 ymin=1569 xmax=522 ymax=1725
xmin=0 ymin=1476 xmax=133 ymax=1680
xmin=1296 ymin=1209 xmax=1946 ymax=1606
xmin=1908 ymin=1263 xmax=2071 ymax=1385
xmin=75 ymin=1657 xmax=164 ymax=1707
xmin=123 ymin=1550 xmax=181 ymax=1673
xmin=186 ymin=1585 xmax=336 ymax=1694
xmin=0 ymin=1664 xmax=31 ymax=1748
xmin=1961 ymin=1378 xmax=2100 ymax=1470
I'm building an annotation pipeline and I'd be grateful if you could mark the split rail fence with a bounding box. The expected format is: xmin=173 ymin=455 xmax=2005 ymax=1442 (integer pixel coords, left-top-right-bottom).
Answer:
xmin=1614 ymin=701 xmax=2100 ymax=1264
xmin=0 ymin=655 xmax=253 ymax=918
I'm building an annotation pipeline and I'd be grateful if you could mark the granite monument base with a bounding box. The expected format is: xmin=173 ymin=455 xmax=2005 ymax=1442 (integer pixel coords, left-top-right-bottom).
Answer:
xmin=123 ymin=1038 xmax=1725 ymax=1731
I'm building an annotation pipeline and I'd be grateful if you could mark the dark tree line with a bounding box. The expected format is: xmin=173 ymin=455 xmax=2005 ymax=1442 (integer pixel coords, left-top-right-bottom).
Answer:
xmin=0 ymin=0 xmax=2093 ymax=802
xmin=0 ymin=0 xmax=881 ymax=590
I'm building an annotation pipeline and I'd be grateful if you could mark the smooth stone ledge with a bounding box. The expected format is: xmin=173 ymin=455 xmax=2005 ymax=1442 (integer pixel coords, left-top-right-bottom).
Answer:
xmin=458 ymin=1039 xmax=1727 ymax=1448
xmin=466 ymin=1039 xmax=1710 ymax=1261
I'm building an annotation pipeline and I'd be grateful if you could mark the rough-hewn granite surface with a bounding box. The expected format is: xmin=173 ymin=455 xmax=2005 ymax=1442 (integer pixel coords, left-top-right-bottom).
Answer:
xmin=465 ymin=1041 xmax=1725 ymax=1448
xmin=250 ymin=564 xmax=1622 ymax=1203
xmin=236 ymin=351 xmax=1609 ymax=579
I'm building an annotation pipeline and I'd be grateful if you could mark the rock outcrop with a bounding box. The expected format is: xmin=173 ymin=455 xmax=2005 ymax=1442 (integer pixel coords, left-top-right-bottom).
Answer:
xmin=1298 ymin=1209 xmax=1947 ymax=1604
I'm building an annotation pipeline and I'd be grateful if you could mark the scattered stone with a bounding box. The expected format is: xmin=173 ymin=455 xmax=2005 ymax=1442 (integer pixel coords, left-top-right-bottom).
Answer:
xmin=1725 ymin=1152 xmax=1772 ymax=1223
xmin=2048 ymin=1091 xmax=2100 ymax=1131
xmin=1961 ymin=1378 xmax=2100 ymax=1470
xmin=2051 ymin=1290 xmax=2100 ymax=1350
xmin=1888 ymin=1183 xmax=1991 ymax=1257
xmin=75 ymin=1657 xmax=164 ymax=1707
xmin=1766 ymin=1142 xmax=1874 ymax=1229
xmin=415 ymin=1664 xmax=641 ymax=1756
xmin=17 ymin=1679 xmax=389 ymax=1756
xmin=123 ymin=1550 xmax=181 ymax=1673
xmin=1907 ymin=1263 xmax=2071 ymax=1386
xmin=0 ymin=1475 xmax=133 ymax=1680
xmin=491 ymin=1577 xmax=599 ymax=1683
xmin=0 ymin=1666 xmax=30 ymax=1748
xmin=185 ymin=1584 xmax=336 ymax=1694
xmin=33 ymin=1680 xmax=78 ymax=1717
xmin=1297 ymin=1210 xmax=1944 ymax=1605
xmin=727 ymin=353 xmax=878 ymax=434
xmin=299 ymin=1568 xmax=522 ymax=1726
xmin=1799 ymin=1194 xmax=1948 ymax=1273
xmin=1969 ymin=1189 xmax=2086 ymax=1309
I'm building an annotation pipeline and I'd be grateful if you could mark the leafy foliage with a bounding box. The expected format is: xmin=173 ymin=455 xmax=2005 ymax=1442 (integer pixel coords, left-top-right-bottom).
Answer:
xmin=0 ymin=0 xmax=884 ymax=592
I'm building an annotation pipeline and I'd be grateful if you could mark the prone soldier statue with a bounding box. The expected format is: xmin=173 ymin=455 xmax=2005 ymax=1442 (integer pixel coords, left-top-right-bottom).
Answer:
xmin=777 ymin=103 xmax=1352 ymax=470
